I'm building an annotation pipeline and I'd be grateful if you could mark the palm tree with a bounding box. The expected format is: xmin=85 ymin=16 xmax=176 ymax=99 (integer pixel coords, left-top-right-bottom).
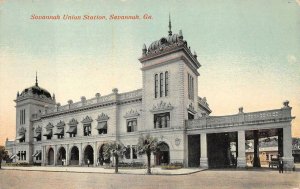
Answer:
xmin=102 ymin=141 xmax=126 ymax=173
xmin=137 ymin=134 xmax=158 ymax=174
xmin=0 ymin=146 xmax=9 ymax=169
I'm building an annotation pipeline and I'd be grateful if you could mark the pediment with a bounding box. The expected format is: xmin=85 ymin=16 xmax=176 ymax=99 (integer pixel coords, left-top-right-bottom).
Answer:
xmin=45 ymin=123 xmax=54 ymax=130
xmin=56 ymin=120 xmax=65 ymax=128
xmin=150 ymin=101 xmax=174 ymax=113
xmin=124 ymin=109 xmax=140 ymax=118
xmin=18 ymin=127 xmax=26 ymax=134
xmin=81 ymin=116 xmax=93 ymax=124
xmin=68 ymin=118 xmax=78 ymax=126
xmin=35 ymin=126 xmax=42 ymax=133
xmin=96 ymin=113 xmax=109 ymax=122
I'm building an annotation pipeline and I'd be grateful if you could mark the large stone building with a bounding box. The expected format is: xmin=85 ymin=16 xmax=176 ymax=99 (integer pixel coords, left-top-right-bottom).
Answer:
xmin=6 ymin=20 xmax=295 ymax=169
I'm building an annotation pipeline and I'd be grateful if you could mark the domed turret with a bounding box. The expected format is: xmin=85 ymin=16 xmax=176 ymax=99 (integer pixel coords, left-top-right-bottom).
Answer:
xmin=18 ymin=73 xmax=52 ymax=100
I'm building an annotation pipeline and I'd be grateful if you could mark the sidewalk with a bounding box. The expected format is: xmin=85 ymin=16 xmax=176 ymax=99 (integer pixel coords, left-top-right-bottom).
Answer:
xmin=2 ymin=166 xmax=205 ymax=175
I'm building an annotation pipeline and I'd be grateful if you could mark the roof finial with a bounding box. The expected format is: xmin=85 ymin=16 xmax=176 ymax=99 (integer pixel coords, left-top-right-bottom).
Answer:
xmin=168 ymin=13 xmax=172 ymax=36
xmin=35 ymin=71 xmax=38 ymax=86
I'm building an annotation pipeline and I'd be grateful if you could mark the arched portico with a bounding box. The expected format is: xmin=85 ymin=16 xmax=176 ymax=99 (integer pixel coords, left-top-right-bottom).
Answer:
xmin=69 ymin=146 xmax=79 ymax=165
xmin=98 ymin=144 xmax=111 ymax=166
xmin=57 ymin=147 xmax=66 ymax=166
xmin=83 ymin=145 xmax=94 ymax=165
xmin=155 ymin=142 xmax=170 ymax=165
xmin=47 ymin=147 xmax=54 ymax=165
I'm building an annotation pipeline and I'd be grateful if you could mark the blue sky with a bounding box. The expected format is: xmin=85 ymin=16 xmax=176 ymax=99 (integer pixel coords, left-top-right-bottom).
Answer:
xmin=0 ymin=0 xmax=299 ymax=144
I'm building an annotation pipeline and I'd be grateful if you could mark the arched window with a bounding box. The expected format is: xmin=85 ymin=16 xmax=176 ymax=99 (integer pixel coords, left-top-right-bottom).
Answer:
xmin=160 ymin=73 xmax=164 ymax=97
xmin=155 ymin=74 xmax=158 ymax=98
xmin=165 ymin=71 xmax=168 ymax=96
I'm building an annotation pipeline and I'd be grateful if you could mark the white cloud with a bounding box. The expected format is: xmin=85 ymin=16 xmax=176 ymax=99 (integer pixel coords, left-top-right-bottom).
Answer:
xmin=287 ymin=54 xmax=299 ymax=64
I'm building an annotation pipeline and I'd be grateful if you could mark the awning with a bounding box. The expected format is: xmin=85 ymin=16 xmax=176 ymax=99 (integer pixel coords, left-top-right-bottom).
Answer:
xmin=33 ymin=132 xmax=41 ymax=138
xmin=43 ymin=130 xmax=52 ymax=136
xmin=32 ymin=151 xmax=38 ymax=157
xmin=16 ymin=135 xmax=25 ymax=140
xmin=66 ymin=126 xmax=77 ymax=134
xmin=9 ymin=154 xmax=17 ymax=159
xmin=96 ymin=122 xmax=107 ymax=130
xmin=54 ymin=128 xmax=64 ymax=135
xmin=32 ymin=151 xmax=41 ymax=157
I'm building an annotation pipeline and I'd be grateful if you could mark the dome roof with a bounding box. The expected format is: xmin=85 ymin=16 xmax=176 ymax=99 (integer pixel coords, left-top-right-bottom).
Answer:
xmin=148 ymin=34 xmax=182 ymax=52
xmin=20 ymin=85 xmax=52 ymax=99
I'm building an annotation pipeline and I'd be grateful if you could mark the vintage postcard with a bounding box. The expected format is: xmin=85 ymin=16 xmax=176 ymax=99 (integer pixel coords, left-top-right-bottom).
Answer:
xmin=0 ymin=0 xmax=299 ymax=188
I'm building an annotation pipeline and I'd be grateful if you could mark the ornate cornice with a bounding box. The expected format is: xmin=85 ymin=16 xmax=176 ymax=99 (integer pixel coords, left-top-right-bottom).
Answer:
xmin=35 ymin=126 xmax=42 ymax=133
xmin=68 ymin=118 xmax=78 ymax=126
xmin=45 ymin=123 xmax=54 ymax=130
xmin=56 ymin=120 xmax=65 ymax=128
xmin=96 ymin=113 xmax=109 ymax=122
xmin=150 ymin=101 xmax=174 ymax=113
xmin=81 ymin=116 xmax=93 ymax=124
xmin=124 ymin=109 xmax=140 ymax=118
xmin=18 ymin=127 xmax=26 ymax=134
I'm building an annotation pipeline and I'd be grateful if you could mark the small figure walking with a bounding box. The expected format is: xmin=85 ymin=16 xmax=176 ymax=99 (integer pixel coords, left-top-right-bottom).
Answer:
xmin=278 ymin=156 xmax=283 ymax=173
xmin=87 ymin=159 xmax=90 ymax=167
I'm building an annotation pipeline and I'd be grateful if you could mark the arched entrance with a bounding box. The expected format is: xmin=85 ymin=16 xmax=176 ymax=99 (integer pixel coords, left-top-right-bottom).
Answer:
xmin=57 ymin=147 xmax=66 ymax=166
xmin=99 ymin=144 xmax=111 ymax=166
xmin=48 ymin=148 xmax=54 ymax=165
xmin=156 ymin=142 xmax=170 ymax=165
xmin=70 ymin=146 xmax=79 ymax=165
xmin=84 ymin=145 xmax=94 ymax=165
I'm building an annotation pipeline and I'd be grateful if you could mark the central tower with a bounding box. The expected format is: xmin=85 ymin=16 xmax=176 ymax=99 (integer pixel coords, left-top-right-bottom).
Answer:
xmin=139 ymin=18 xmax=201 ymax=132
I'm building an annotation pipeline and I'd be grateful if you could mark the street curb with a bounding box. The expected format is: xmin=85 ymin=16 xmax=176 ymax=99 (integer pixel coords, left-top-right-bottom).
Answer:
xmin=1 ymin=167 xmax=207 ymax=176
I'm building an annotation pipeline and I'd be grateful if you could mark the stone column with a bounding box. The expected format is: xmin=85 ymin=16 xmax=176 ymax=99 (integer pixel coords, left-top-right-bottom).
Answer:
xmin=237 ymin=130 xmax=246 ymax=168
xmin=200 ymin=133 xmax=208 ymax=168
xmin=253 ymin=130 xmax=261 ymax=167
xmin=130 ymin=145 xmax=133 ymax=160
xmin=79 ymin=143 xmax=83 ymax=166
xmin=283 ymin=125 xmax=294 ymax=169
xmin=54 ymin=145 xmax=57 ymax=166
xmin=66 ymin=144 xmax=69 ymax=166
xmin=42 ymin=146 xmax=46 ymax=166
xmin=93 ymin=143 xmax=97 ymax=167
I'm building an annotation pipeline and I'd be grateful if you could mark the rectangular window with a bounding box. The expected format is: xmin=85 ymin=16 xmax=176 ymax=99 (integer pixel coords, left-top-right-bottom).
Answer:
xmin=188 ymin=74 xmax=194 ymax=100
xmin=127 ymin=119 xmax=137 ymax=132
xmin=97 ymin=121 xmax=107 ymax=134
xmin=125 ymin=145 xmax=131 ymax=159
xmin=155 ymin=74 xmax=158 ymax=98
xmin=23 ymin=109 xmax=25 ymax=124
xmin=154 ymin=112 xmax=170 ymax=128
xmin=132 ymin=145 xmax=137 ymax=159
xmin=20 ymin=110 xmax=22 ymax=125
xmin=160 ymin=73 xmax=164 ymax=97
xmin=165 ymin=71 xmax=168 ymax=96
xmin=188 ymin=113 xmax=194 ymax=120
xmin=84 ymin=124 xmax=91 ymax=136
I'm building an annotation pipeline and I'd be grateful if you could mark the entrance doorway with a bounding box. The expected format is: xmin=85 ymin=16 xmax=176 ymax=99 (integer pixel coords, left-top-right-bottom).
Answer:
xmin=57 ymin=147 xmax=66 ymax=165
xmin=70 ymin=146 xmax=79 ymax=165
xmin=48 ymin=148 xmax=54 ymax=165
xmin=207 ymin=132 xmax=237 ymax=168
xmin=188 ymin=135 xmax=200 ymax=167
xmin=84 ymin=145 xmax=94 ymax=165
xmin=155 ymin=142 xmax=170 ymax=165
xmin=99 ymin=144 xmax=111 ymax=165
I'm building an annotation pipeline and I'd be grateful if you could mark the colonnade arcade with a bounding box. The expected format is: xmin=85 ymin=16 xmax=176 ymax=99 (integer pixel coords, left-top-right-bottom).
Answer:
xmin=43 ymin=143 xmax=112 ymax=166
xmin=186 ymin=103 xmax=295 ymax=169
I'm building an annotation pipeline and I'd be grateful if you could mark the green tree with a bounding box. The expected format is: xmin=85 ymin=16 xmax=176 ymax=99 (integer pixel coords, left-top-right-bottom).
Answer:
xmin=102 ymin=141 xmax=126 ymax=173
xmin=137 ymin=134 xmax=158 ymax=174
xmin=0 ymin=146 xmax=9 ymax=169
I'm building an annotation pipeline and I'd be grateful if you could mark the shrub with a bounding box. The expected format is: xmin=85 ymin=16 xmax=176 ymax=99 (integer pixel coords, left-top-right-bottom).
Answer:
xmin=161 ymin=162 xmax=183 ymax=170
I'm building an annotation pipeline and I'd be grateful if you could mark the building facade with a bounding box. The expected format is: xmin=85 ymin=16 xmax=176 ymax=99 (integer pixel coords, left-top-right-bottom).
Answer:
xmin=6 ymin=21 xmax=295 ymax=169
